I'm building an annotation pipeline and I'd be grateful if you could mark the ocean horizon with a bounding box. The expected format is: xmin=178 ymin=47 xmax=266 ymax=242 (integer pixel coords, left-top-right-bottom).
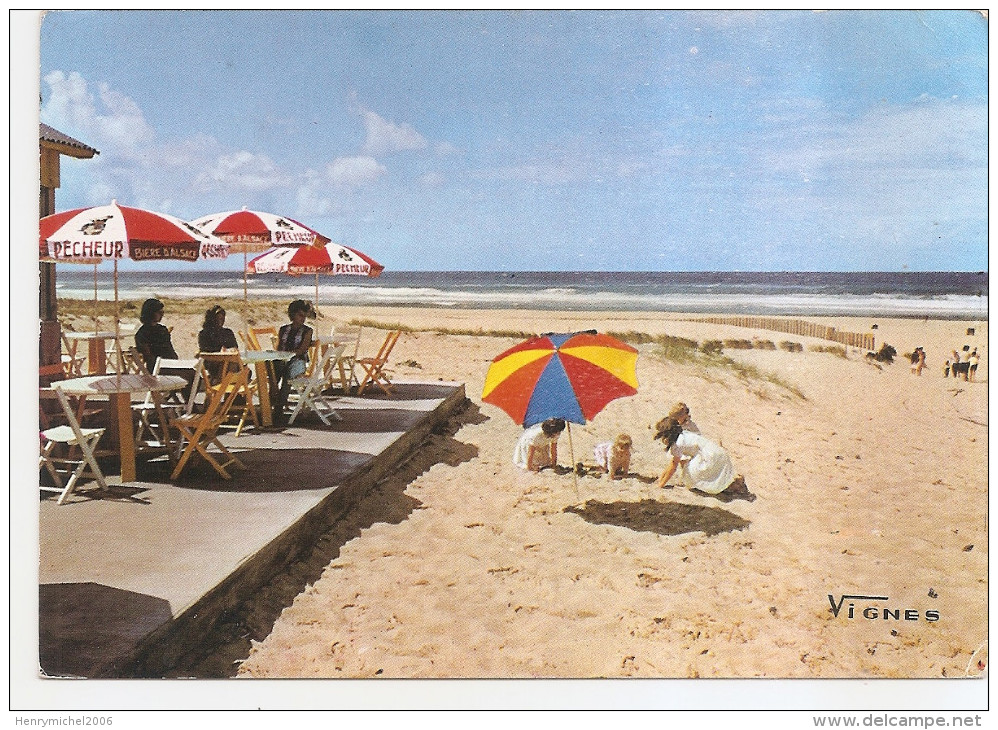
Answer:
xmin=54 ymin=269 xmax=989 ymax=320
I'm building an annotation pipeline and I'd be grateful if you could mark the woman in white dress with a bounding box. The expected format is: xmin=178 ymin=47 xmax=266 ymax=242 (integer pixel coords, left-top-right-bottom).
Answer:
xmin=653 ymin=417 xmax=751 ymax=498
xmin=513 ymin=418 xmax=566 ymax=471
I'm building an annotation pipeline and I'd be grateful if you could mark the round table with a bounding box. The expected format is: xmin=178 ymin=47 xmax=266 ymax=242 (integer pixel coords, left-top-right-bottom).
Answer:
xmin=55 ymin=374 xmax=188 ymax=482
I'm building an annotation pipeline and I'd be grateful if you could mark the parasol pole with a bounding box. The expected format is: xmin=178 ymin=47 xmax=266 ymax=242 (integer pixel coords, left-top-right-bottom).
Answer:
xmin=567 ymin=422 xmax=579 ymax=498
xmin=315 ymin=271 xmax=320 ymax=313
xmin=113 ymin=257 xmax=122 ymax=381
xmin=93 ymin=262 xmax=99 ymax=335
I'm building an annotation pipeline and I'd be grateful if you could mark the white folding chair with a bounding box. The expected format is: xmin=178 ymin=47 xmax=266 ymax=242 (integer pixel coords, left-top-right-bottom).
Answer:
xmin=329 ymin=323 xmax=363 ymax=392
xmin=287 ymin=345 xmax=345 ymax=425
xmin=39 ymin=386 xmax=108 ymax=505
xmin=134 ymin=356 xmax=202 ymax=456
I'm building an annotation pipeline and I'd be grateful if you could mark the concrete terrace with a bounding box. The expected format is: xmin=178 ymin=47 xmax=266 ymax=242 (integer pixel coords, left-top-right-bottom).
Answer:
xmin=38 ymin=380 xmax=468 ymax=678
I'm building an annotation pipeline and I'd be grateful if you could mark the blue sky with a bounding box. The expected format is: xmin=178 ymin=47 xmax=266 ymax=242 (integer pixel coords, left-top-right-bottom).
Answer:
xmin=36 ymin=9 xmax=988 ymax=272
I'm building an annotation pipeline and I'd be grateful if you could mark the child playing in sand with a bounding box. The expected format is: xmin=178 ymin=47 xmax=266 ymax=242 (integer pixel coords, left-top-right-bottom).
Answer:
xmin=653 ymin=416 xmax=752 ymax=500
xmin=668 ymin=402 xmax=700 ymax=433
xmin=513 ymin=418 xmax=566 ymax=472
xmin=593 ymin=434 xmax=632 ymax=480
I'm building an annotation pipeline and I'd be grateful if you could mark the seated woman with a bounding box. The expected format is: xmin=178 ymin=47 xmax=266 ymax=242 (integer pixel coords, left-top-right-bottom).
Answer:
xmin=135 ymin=298 xmax=192 ymax=401
xmin=653 ymin=416 xmax=752 ymax=499
xmin=272 ymin=299 xmax=315 ymax=424
xmin=198 ymin=305 xmax=238 ymax=353
xmin=513 ymin=418 xmax=566 ymax=471
xmin=198 ymin=305 xmax=240 ymax=382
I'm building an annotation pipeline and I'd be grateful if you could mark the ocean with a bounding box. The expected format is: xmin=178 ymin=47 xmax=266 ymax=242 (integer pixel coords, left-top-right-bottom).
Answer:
xmin=54 ymin=270 xmax=989 ymax=320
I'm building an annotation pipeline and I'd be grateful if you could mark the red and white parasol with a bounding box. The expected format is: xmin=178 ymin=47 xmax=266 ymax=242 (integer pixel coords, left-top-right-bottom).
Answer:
xmin=40 ymin=200 xmax=230 ymax=365
xmin=191 ymin=207 xmax=330 ymax=249
xmin=248 ymin=241 xmax=384 ymax=305
xmin=40 ymin=200 xmax=230 ymax=263
xmin=191 ymin=207 xmax=332 ymax=305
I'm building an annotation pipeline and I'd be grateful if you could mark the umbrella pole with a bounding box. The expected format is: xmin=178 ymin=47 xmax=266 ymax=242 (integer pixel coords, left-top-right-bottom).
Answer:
xmin=93 ymin=262 xmax=99 ymax=335
xmin=113 ymin=258 xmax=122 ymax=379
xmin=243 ymin=250 xmax=250 ymax=331
xmin=567 ymin=422 xmax=579 ymax=499
xmin=315 ymin=272 xmax=319 ymax=313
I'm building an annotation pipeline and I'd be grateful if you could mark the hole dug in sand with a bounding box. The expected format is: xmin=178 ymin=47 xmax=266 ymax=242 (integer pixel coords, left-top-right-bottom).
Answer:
xmin=564 ymin=498 xmax=750 ymax=537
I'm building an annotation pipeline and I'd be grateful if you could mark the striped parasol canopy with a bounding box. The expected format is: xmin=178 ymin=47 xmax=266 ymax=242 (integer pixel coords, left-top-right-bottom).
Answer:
xmin=482 ymin=331 xmax=639 ymax=427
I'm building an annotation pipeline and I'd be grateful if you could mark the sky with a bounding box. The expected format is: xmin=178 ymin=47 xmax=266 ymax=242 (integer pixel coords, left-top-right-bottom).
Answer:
xmin=35 ymin=9 xmax=988 ymax=272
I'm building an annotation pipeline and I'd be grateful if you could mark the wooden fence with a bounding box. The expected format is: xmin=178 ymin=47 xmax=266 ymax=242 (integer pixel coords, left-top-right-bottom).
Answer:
xmin=692 ymin=316 xmax=876 ymax=351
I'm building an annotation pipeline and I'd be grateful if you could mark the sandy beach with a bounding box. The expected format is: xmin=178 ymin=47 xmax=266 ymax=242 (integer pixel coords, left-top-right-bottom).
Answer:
xmin=59 ymin=299 xmax=989 ymax=679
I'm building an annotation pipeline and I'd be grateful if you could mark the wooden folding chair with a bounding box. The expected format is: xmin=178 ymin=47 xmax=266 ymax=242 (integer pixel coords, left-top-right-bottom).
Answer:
xmin=250 ymin=326 xmax=279 ymax=350
xmin=121 ymin=346 xmax=151 ymax=375
xmin=170 ymin=368 xmax=247 ymax=480
xmin=60 ymin=332 xmax=86 ymax=377
xmin=287 ymin=345 xmax=345 ymax=425
xmin=199 ymin=352 xmax=259 ymax=436
xmin=39 ymin=386 xmax=109 ymax=504
xmin=356 ymin=330 xmax=401 ymax=395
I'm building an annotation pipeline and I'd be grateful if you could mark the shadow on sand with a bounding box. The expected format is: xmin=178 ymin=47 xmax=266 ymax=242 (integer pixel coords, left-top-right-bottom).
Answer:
xmin=564 ymin=498 xmax=750 ymax=538
xmin=170 ymin=403 xmax=485 ymax=677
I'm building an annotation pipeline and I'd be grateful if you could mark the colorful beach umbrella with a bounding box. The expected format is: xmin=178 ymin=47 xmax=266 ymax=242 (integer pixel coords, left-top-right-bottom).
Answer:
xmin=247 ymin=241 xmax=385 ymax=305
xmin=482 ymin=331 xmax=639 ymax=426
xmin=40 ymin=200 xmax=230 ymax=367
xmin=191 ymin=208 xmax=331 ymax=304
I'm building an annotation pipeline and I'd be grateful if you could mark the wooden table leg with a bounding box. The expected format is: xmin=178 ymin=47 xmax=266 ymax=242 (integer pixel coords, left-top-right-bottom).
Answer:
xmin=109 ymin=392 xmax=137 ymax=482
xmin=88 ymin=338 xmax=108 ymax=374
xmin=255 ymin=361 xmax=273 ymax=426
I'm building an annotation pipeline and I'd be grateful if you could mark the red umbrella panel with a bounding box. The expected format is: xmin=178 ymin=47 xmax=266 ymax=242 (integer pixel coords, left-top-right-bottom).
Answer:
xmin=248 ymin=242 xmax=384 ymax=277
xmin=191 ymin=207 xmax=330 ymax=250
xmin=481 ymin=331 xmax=639 ymax=427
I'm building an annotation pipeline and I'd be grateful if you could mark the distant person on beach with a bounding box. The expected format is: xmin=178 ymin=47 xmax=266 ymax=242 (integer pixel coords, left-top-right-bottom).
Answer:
xmin=969 ymin=348 xmax=979 ymax=381
xmin=943 ymin=359 xmax=951 ymax=378
xmin=135 ymin=298 xmax=193 ymax=400
xmin=513 ymin=418 xmax=566 ymax=471
xmin=272 ymin=299 xmax=315 ymax=424
xmin=910 ymin=347 xmax=925 ymax=376
xmin=593 ymin=434 xmax=632 ymax=479
xmin=668 ymin=402 xmax=701 ymax=433
xmin=653 ymin=416 xmax=752 ymax=500
xmin=957 ymin=345 xmax=972 ymax=381
xmin=950 ymin=350 xmax=962 ymax=378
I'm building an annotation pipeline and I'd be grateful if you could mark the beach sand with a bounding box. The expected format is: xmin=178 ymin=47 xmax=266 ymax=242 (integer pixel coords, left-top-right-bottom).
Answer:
xmin=59 ymin=300 xmax=989 ymax=678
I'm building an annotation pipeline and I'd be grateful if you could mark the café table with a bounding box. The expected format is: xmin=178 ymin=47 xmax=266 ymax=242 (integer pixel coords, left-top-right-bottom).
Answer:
xmin=55 ymin=373 xmax=188 ymax=483
xmin=239 ymin=349 xmax=295 ymax=427
xmin=63 ymin=331 xmax=123 ymax=375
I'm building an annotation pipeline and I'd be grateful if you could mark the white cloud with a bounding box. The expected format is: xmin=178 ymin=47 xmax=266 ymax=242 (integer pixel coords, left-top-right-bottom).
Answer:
xmin=42 ymin=70 xmax=155 ymax=158
xmin=41 ymin=71 xmax=294 ymax=214
xmin=420 ymin=171 xmax=446 ymax=187
xmin=195 ymin=150 xmax=289 ymax=192
xmin=360 ymin=109 xmax=428 ymax=155
xmin=326 ymin=155 xmax=387 ymax=187
xmin=434 ymin=141 xmax=461 ymax=156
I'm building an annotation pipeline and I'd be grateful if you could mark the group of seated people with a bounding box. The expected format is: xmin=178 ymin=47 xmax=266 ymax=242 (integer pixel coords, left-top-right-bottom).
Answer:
xmin=512 ymin=401 xmax=753 ymax=500
xmin=133 ymin=297 xmax=318 ymax=426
